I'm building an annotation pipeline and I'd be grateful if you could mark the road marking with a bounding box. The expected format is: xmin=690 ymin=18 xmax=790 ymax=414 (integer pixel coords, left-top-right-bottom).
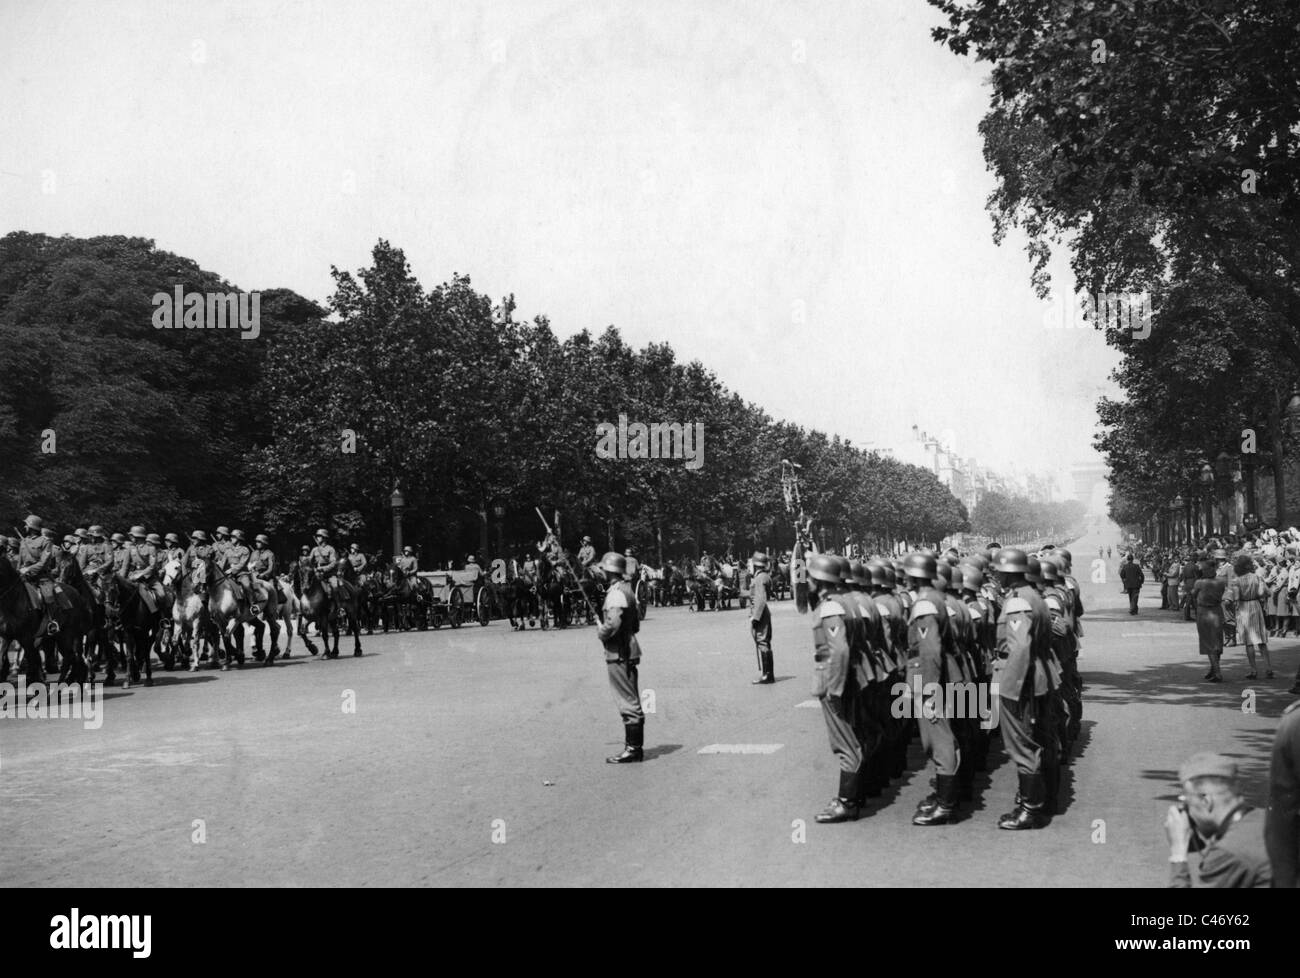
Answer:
xmin=795 ymin=700 xmax=820 ymax=708
xmin=1120 ymin=633 xmax=1192 ymax=638
xmin=698 ymin=744 xmax=784 ymax=755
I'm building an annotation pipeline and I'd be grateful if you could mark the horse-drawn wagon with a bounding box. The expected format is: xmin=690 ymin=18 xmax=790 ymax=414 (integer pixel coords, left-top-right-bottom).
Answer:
xmin=417 ymin=570 xmax=492 ymax=628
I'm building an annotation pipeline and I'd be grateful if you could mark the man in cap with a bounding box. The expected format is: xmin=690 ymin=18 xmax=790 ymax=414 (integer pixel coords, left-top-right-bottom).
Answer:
xmin=310 ymin=529 xmax=340 ymax=594
xmin=595 ymin=551 xmax=645 ymax=764
xmin=748 ymin=551 xmax=776 ymax=684
xmin=992 ymin=547 xmax=1060 ymax=829
xmin=1266 ymin=699 xmax=1300 ymax=886
xmin=464 ymin=554 xmax=483 ymax=581
xmin=1166 ymin=752 xmax=1271 ymax=887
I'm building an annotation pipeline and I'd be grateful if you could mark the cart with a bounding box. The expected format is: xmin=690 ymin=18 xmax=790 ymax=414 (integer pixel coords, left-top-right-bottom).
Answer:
xmin=418 ymin=571 xmax=491 ymax=628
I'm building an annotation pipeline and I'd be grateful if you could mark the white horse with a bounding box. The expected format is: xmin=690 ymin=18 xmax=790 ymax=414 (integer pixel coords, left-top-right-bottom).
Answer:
xmin=168 ymin=558 xmax=211 ymax=671
xmin=275 ymin=574 xmax=315 ymax=657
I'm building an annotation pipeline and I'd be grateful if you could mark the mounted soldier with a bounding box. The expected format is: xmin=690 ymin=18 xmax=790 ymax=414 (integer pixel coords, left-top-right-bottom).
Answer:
xmin=212 ymin=526 xmax=232 ymax=566
xmin=222 ymin=529 xmax=254 ymax=616
xmin=17 ymin=514 xmax=70 ymax=638
xmin=393 ymin=545 xmax=418 ymax=576
xmin=124 ymin=526 xmax=165 ymax=613
xmin=576 ymin=536 xmax=597 ymax=577
xmin=250 ymin=533 xmax=281 ymax=609
xmin=163 ymin=533 xmax=185 ymax=568
xmin=309 ymin=529 xmax=340 ymax=595
xmin=347 ymin=542 xmax=369 ymax=583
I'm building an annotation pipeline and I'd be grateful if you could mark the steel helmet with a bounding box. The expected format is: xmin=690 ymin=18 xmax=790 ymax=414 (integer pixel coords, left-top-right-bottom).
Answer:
xmin=1056 ymin=547 xmax=1072 ymax=571
xmin=867 ymin=561 xmax=895 ymax=588
xmin=215 ymin=526 xmax=231 ymax=538
xmin=164 ymin=532 xmax=181 ymax=545
xmin=190 ymin=529 xmax=209 ymax=543
xmin=255 ymin=533 xmax=270 ymax=546
xmin=807 ymin=552 xmax=846 ymax=584
xmin=110 ymin=532 xmax=126 ymax=544
xmin=992 ymin=547 xmax=1028 ymax=574
xmin=902 ymin=552 xmax=938 ymax=582
xmin=315 ymin=528 xmax=329 ymax=539
xmin=1025 ymin=556 xmax=1042 ymax=584
xmin=23 ymin=514 xmax=42 ymax=530
xmin=1039 ymin=557 xmax=1060 ymax=583
xmin=751 ymin=551 xmax=769 ymax=568
xmin=848 ymin=558 xmax=871 ymax=586
xmin=145 ymin=533 xmax=163 ymax=546
xmin=74 ymin=527 xmax=88 ymax=539
xmin=599 ymin=551 xmax=627 ymax=575
xmin=932 ymin=562 xmax=951 ymax=591
xmin=231 ymin=529 xmax=247 ymax=542
xmin=961 ymin=565 xmax=984 ymax=591
xmin=88 ymin=525 xmax=106 ymax=539
xmin=129 ymin=525 xmax=146 ymax=538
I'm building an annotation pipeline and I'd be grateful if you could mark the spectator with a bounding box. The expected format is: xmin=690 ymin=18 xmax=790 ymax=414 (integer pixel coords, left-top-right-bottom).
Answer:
xmin=1163 ymin=552 xmax=1181 ymax=610
xmin=1229 ymin=554 xmax=1273 ymax=680
xmin=1266 ymin=700 xmax=1300 ymax=886
xmin=1119 ymin=553 xmax=1144 ymax=615
xmin=1166 ymin=752 xmax=1271 ymax=887
xmin=1193 ymin=561 xmax=1227 ymax=682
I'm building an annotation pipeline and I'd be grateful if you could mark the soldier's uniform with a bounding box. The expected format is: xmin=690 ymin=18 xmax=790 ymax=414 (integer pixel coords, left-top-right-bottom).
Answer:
xmin=183 ymin=531 xmax=215 ymax=578
xmin=393 ymin=549 xmax=418 ymax=576
xmin=748 ymin=552 xmax=775 ymax=684
xmin=595 ymin=552 xmax=644 ymax=764
xmin=310 ymin=532 xmax=340 ymax=592
xmin=576 ymin=540 xmax=597 ymax=573
xmin=845 ymin=561 xmax=894 ymax=800
xmin=868 ymin=561 xmax=910 ymax=781
xmin=959 ymin=564 xmax=996 ymax=774
xmin=992 ymin=547 xmax=1060 ymax=830
xmin=935 ymin=565 xmax=979 ymax=805
xmin=124 ymin=529 xmax=164 ymax=612
xmin=346 ymin=548 xmax=368 ymax=580
xmin=223 ymin=531 xmax=253 ymax=610
xmin=17 ymin=516 xmax=67 ymax=637
xmin=212 ymin=527 xmax=232 ymax=568
xmin=905 ymin=553 xmax=965 ymax=825
xmin=249 ymin=536 xmax=279 ymax=610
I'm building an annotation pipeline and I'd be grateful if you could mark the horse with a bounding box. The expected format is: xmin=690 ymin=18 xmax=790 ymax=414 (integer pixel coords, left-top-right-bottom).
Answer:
xmin=296 ymin=564 xmax=362 ymax=658
xmin=244 ymin=574 xmax=283 ymax=664
xmin=274 ymin=573 xmax=310 ymax=657
xmin=102 ymin=571 xmax=161 ymax=688
xmin=64 ymin=559 xmax=118 ymax=684
xmin=193 ymin=554 xmax=246 ymax=670
xmin=172 ymin=558 xmax=212 ymax=671
xmin=0 ymin=556 xmax=89 ymax=687
xmin=506 ymin=573 xmax=539 ymax=629
xmin=153 ymin=556 xmax=182 ymax=668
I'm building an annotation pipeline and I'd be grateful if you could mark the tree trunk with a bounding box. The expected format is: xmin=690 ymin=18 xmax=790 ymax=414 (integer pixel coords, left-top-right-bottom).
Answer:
xmin=656 ymin=523 xmax=664 ymax=568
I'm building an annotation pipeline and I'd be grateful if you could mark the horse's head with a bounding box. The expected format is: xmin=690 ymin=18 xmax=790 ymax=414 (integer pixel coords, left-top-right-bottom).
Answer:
xmin=162 ymin=555 xmax=182 ymax=587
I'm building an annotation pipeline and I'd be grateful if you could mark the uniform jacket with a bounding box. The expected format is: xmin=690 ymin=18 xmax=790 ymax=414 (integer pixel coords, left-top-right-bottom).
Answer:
xmin=812 ymin=592 xmax=864 ymax=700
xmin=125 ymin=542 xmax=160 ymax=581
xmin=871 ymin=590 xmax=908 ymax=673
xmin=249 ymin=549 xmax=276 ymax=578
xmin=1170 ymin=807 xmax=1272 ymax=888
xmin=310 ymin=544 xmax=339 ymax=575
xmin=394 ymin=555 xmax=418 ymax=575
xmin=223 ymin=543 xmax=252 ymax=577
xmin=907 ymin=585 xmax=957 ymax=689
xmin=597 ymin=580 xmax=640 ymax=662
xmin=846 ymin=588 xmax=892 ymax=683
xmin=749 ymin=569 xmax=771 ymax=621
xmin=346 ymin=552 xmax=367 ymax=575
xmin=17 ymin=534 xmax=55 ymax=579
xmin=995 ymin=583 xmax=1056 ymax=702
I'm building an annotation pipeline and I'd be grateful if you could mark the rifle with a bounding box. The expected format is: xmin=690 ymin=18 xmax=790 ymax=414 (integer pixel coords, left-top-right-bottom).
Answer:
xmin=534 ymin=507 xmax=600 ymax=622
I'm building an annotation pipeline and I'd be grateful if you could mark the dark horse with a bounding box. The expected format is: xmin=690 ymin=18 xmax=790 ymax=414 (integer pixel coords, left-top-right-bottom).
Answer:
xmin=103 ymin=572 xmax=161 ymax=688
xmin=0 ymin=557 xmax=90 ymax=687
xmin=295 ymin=564 xmax=362 ymax=658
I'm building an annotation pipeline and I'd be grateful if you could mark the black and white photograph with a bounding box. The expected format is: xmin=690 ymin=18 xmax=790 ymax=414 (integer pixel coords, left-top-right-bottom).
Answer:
xmin=1 ymin=0 xmax=1297 ymax=930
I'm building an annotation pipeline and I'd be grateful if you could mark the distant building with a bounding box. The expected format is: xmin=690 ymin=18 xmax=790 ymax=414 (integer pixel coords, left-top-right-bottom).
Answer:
xmin=900 ymin=424 xmax=1053 ymax=512
xmin=1071 ymin=463 xmax=1109 ymax=514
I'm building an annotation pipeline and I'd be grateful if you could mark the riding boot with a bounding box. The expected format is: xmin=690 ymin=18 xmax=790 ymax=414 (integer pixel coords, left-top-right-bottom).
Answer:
xmin=606 ymin=722 xmax=644 ymax=764
xmin=912 ymin=774 xmax=958 ymax=825
xmin=998 ymin=773 xmax=1049 ymax=830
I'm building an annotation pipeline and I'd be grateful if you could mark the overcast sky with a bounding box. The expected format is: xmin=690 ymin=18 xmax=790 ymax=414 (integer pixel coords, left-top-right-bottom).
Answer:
xmin=1 ymin=0 xmax=1118 ymax=494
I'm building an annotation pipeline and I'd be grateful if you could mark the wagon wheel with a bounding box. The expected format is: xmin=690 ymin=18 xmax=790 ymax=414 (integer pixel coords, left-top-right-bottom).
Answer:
xmin=430 ymin=603 xmax=444 ymax=629
xmin=449 ymin=589 xmax=464 ymax=628
xmin=476 ymin=586 xmax=491 ymax=626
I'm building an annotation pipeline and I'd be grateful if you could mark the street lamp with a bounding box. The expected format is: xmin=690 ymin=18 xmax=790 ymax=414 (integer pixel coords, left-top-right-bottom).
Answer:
xmin=390 ymin=483 xmax=406 ymax=557
xmin=492 ymin=502 xmax=506 ymax=559
xmin=1198 ymin=458 xmax=1214 ymax=537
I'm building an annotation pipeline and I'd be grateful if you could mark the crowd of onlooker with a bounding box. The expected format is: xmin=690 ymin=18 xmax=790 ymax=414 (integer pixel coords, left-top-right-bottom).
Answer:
xmin=1112 ymin=532 xmax=1300 ymax=887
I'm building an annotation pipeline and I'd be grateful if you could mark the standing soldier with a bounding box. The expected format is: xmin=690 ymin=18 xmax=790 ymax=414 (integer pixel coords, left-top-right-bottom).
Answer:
xmin=310 ymin=529 xmax=340 ymax=594
xmin=807 ymin=553 xmax=869 ymax=824
xmin=595 ymin=551 xmax=645 ymax=764
xmin=959 ymin=562 xmax=995 ymax=774
xmin=933 ymin=561 xmax=978 ymax=806
xmin=991 ymin=547 xmax=1059 ymax=829
xmin=867 ymin=560 xmax=910 ymax=780
xmin=1040 ymin=557 xmax=1079 ymax=776
xmin=846 ymin=559 xmax=893 ymax=799
xmin=748 ymin=551 xmax=776 ymax=684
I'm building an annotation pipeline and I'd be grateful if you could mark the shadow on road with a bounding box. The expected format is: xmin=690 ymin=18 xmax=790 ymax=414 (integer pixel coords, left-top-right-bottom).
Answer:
xmin=642 ymin=744 xmax=683 ymax=761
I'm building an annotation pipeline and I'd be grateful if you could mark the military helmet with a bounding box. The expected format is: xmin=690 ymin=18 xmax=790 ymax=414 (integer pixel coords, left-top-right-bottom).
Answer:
xmin=599 ymin=551 xmax=627 ymax=575
xmin=902 ymin=552 xmax=938 ymax=582
xmin=230 ymin=529 xmax=246 ymax=542
xmin=751 ymin=550 xmax=769 ymax=568
xmin=165 ymin=533 xmax=181 ymax=545
xmin=1025 ymin=556 xmax=1042 ymax=584
xmin=255 ymin=533 xmax=270 ymax=546
xmin=992 ymin=547 xmax=1028 ymax=574
xmin=1039 ymin=557 xmax=1060 ymax=583
xmin=190 ymin=529 xmax=209 ymax=543
xmin=62 ymin=533 xmax=78 ymax=546
xmin=315 ymin=528 xmax=329 ymax=539
xmin=215 ymin=525 xmax=231 ymax=538
xmin=932 ymin=561 xmax=951 ymax=591
xmin=129 ymin=525 xmax=146 ymax=538
xmin=88 ymin=525 xmax=106 ymax=539
xmin=145 ymin=533 xmax=162 ymax=546
xmin=961 ymin=565 xmax=984 ymax=591
xmin=848 ymin=558 xmax=869 ymax=586
xmin=807 ymin=552 xmax=846 ymax=584
xmin=111 ymin=532 xmax=126 ymax=544
xmin=23 ymin=514 xmax=42 ymax=530
xmin=402 ymin=546 xmax=413 ymax=554
xmin=867 ymin=560 xmax=895 ymax=588
xmin=300 ymin=544 xmax=310 ymax=554
xmin=74 ymin=527 xmax=89 ymax=539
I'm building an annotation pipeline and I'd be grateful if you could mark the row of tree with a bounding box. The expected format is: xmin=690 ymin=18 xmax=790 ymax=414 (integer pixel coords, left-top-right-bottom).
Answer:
xmin=969 ymin=492 xmax=1086 ymax=544
xmin=0 ymin=232 xmax=972 ymax=562
xmin=929 ymin=0 xmax=1300 ymax=531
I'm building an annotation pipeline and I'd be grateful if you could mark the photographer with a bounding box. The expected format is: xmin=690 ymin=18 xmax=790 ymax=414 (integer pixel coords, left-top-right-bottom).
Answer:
xmin=1165 ymin=752 xmax=1272 ymax=887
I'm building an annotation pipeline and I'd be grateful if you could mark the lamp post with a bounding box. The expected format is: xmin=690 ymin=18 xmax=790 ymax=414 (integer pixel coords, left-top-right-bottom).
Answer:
xmin=390 ymin=483 xmax=406 ymax=557
xmin=1199 ymin=458 xmax=1214 ymax=537
xmin=492 ymin=503 xmax=506 ymax=560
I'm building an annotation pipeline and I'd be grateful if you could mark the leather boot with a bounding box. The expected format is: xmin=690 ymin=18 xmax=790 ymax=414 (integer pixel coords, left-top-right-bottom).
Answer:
xmin=606 ymin=722 xmax=644 ymax=764
xmin=815 ymin=770 xmax=861 ymax=823
xmin=751 ymin=650 xmax=775 ymax=684
xmin=913 ymin=774 xmax=958 ymax=825
xmin=998 ymin=773 xmax=1049 ymax=830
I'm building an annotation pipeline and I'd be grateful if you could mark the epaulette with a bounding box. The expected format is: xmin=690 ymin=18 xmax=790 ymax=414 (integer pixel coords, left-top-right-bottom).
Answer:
xmin=1045 ymin=595 xmax=1064 ymax=613
xmin=818 ymin=599 xmax=846 ymax=619
xmin=910 ymin=598 xmax=940 ymax=619
xmin=1002 ymin=596 xmax=1033 ymax=615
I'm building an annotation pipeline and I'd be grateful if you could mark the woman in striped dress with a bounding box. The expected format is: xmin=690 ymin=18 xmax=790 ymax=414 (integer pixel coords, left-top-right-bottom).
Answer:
xmin=1231 ymin=555 xmax=1273 ymax=680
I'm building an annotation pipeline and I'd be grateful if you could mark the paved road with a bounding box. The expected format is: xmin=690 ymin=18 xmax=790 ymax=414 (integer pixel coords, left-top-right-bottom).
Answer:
xmin=3 ymin=524 xmax=1296 ymax=886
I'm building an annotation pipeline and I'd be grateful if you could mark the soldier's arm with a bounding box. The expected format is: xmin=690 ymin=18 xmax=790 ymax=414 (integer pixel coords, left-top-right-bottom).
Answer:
xmin=596 ymin=590 xmax=628 ymax=642
xmin=908 ymin=600 xmax=945 ymax=688
xmin=811 ymin=602 xmax=850 ymax=698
